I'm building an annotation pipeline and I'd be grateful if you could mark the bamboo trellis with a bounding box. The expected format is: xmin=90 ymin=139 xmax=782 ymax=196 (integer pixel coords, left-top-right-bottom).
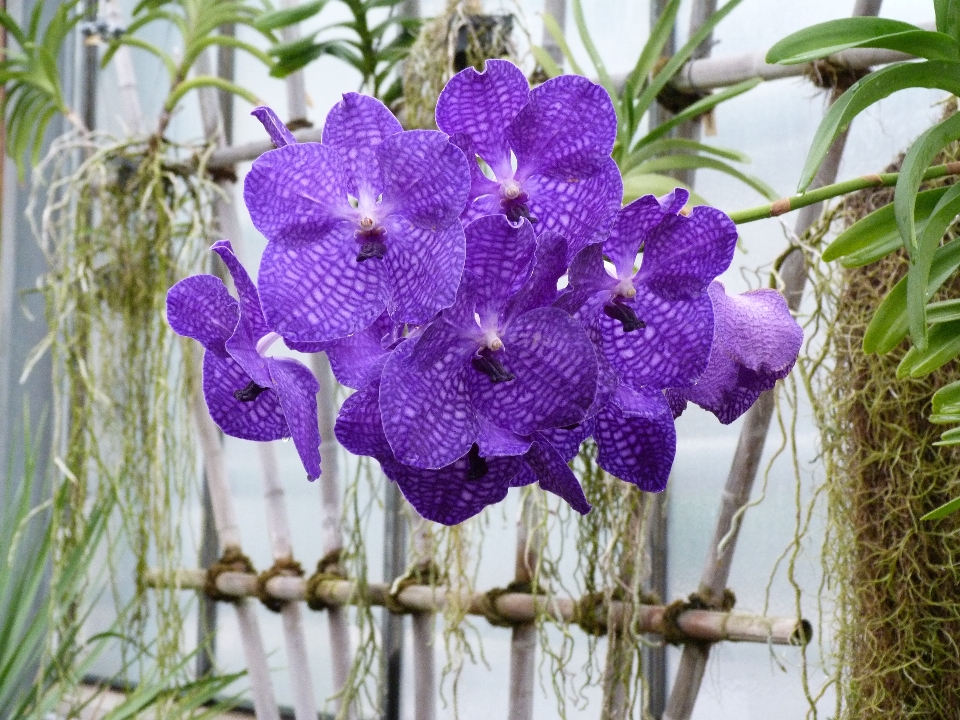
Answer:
xmin=112 ymin=0 xmax=930 ymax=717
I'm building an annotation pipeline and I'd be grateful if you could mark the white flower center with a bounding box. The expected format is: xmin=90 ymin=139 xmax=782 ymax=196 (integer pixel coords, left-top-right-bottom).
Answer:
xmin=502 ymin=179 xmax=522 ymax=200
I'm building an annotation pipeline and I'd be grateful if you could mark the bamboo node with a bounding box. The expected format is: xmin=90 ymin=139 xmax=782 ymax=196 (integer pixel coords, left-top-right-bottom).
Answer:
xmin=661 ymin=589 xmax=736 ymax=646
xmin=305 ymin=549 xmax=348 ymax=611
xmin=477 ymin=581 xmax=542 ymax=628
xmin=207 ymin=164 xmax=238 ymax=184
xmin=256 ymin=557 xmax=305 ymax=613
xmin=574 ymin=591 xmax=609 ymax=637
xmin=383 ymin=560 xmax=444 ymax=615
xmin=770 ymin=197 xmax=793 ymax=216
xmin=204 ymin=547 xmax=255 ymax=603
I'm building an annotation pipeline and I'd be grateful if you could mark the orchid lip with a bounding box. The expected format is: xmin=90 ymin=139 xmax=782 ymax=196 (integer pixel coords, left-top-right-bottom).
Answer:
xmin=471 ymin=349 xmax=516 ymax=384
xmin=234 ymin=380 xmax=268 ymax=402
xmin=466 ymin=444 xmax=489 ymax=480
xmin=603 ymin=301 xmax=645 ymax=333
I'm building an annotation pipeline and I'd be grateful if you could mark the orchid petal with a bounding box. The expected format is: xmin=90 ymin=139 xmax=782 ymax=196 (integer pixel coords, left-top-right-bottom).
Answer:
xmin=202 ymin=352 xmax=288 ymax=441
xmin=268 ymin=357 xmax=321 ymax=480
xmin=334 ymin=382 xmax=392 ymax=459
xmin=436 ymin=59 xmax=530 ymax=176
xmin=524 ymin=438 xmax=591 ymax=514
xmin=381 ymin=216 xmax=465 ymax=325
xmin=212 ymin=239 xmax=270 ymax=340
xmin=258 ymin=223 xmax=389 ymax=343
xmin=379 ymin=130 xmax=470 ymax=229
xmin=244 ymin=143 xmax=349 ymax=246
xmin=382 ymin=453 xmax=522 ymax=526
xmin=638 ymin=205 xmax=738 ymax=298
xmin=252 ymin=106 xmax=297 ymax=148
xmin=464 ymin=215 xmax=536 ymax=318
xmin=594 ymin=385 xmax=676 ymax=492
xmin=470 ymin=307 xmax=598 ymax=435
xmin=380 ymin=324 xmax=479 ymax=468
xmin=600 ymin=285 xmax=713 ymax=390
xmin=166 ymin=275 xmax=238 ymax=359
xmin=509 ymin=74 xmax=617 ymax=180
xmin=322 ymin=93 xmax=402 ymax=198
xmin=524 ymin=157 xmax=622 ymax=260
xmin=503 ymin=231 xmax=567 ymax=320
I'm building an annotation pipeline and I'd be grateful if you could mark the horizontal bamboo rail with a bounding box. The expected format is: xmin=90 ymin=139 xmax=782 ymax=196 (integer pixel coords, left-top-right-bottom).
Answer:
xmin=145 ymin=569 xmax=811 ymax=646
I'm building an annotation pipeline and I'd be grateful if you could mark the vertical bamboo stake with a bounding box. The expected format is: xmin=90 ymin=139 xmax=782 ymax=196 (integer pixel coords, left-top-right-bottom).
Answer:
xmin=409 ymin=507 xmax=436 ymax=720
xmin=103 ymin=0 xmax=144 ymax=135
xmin=191 ymin=385 xmax=281 ymax=720
xmin=311 ymin=351 xmax=354 ymax=714
xmin=257 ymin=442 xmax=320 ymax=720
xmin=541 ymin=0 xmax=566 ymax=65
xmin=600 ymin=489 xmax=647 ymax=719
xmin=194 ymin=49 xmax=287 ymax=720
xmin=661 ymin=4 xmax=882 ymax=719
xmin=280 ymin=0 xmax=309 ymax=126
xmin=507 ymin=488 xmax=546 ymax=720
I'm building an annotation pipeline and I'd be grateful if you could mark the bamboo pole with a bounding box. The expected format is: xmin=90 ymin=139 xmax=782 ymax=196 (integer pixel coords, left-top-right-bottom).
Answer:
xmin=507 ymin=489 xmax=546 ymax=720
xmin=144 ymin=568 xmax=812 ymax=646
xmin=257 ymin=442 xmax=320 ymax=720
xmin=662 ymin=5 xmax=882 ymax=719
xmin=600 ymin=490 xmax=647 ymax=719
xmin=310 ymin=352 xmax=354 ymax=716
xmin=280 ymin=0 xmax=309 ymax=127
xmin=408 ymin=508 xmax=436 ymax=720
xmin=103 ymin=0 xmax=144 ymax=135
xmin=727 ymin=161 xmax=960 ymax=225
xmin=194 ymin=49 xmax=285 ymax=720
xmin=190 ymin=381 xmax=281 ymax=720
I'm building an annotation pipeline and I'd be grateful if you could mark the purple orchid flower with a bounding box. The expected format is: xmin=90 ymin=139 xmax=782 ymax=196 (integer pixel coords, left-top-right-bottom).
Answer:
xmin=666 ymin=281 xmax=803 ymax=423
xmin=166 ymin=240 xmax=321 ymax=480
xmin=378 ymin=217 xmax=598 ymax=470
xmin=336 ymin=379 xmax=589 ymax=525
xmin=561 ymin=189 xmax=738 ymax=393
xmin=435 ymin=59 xmax=623 ymax=261
xmin=243 ymin=100 xmax=471 ymax=344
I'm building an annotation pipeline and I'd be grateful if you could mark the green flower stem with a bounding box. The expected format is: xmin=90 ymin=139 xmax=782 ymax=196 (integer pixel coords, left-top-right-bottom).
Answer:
xmin=727 ymin=161 xmax=960 ymax=225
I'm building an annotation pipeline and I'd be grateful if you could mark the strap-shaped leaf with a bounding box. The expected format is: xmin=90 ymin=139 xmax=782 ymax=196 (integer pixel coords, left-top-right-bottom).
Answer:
xmin=798 ymin=62 xmax=960 ymax=192
xmin=933 ymin=378 xmax=960 ymax=413
xmin=823 ymin=187 xmax=949 ymax=266
xmin=542 ymin=11 xmax=585 ymax=76
xmin=255 ymin=0 xmax=327 ymax=31
xmin=632 ymin=154 xmax=777 ymax=200
xmin=896 ymin=318 xmax=960 ymax=378
xmin=767 ymin=18 xmax=959 ymax=65
xmin=863 ymin=236 xmax=960 ymax=354
xmin=935 ymin=0 xmax=960 ymax=37
xmin=898 ymin=113 xmax=960 ymax=348
xmin=927 ymin=297 xmax=960 ymax=324
xmin=921 ymin=494 xmax=960 ymax=519
xmin=530 ymin=46 xmax=562 ymax=78
xmin=622 ymin=173 xmax=707 ymax=206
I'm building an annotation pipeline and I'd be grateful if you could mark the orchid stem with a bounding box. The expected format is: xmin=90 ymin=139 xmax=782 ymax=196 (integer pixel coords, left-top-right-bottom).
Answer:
xmin=727 ymin=161 xmax=960 ymax=225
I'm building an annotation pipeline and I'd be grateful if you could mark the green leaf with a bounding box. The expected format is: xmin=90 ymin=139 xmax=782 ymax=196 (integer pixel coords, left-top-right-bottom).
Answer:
xmin=798 ymin=61 xmax=960 ymax=192
xmin=571 ymin=0 xmax=616 ymax=104
xmin=255 ymin=0 xmax=326 ymax=28
xmin=823 ymin=187 xmax=950 ymax=266
xmin=633 ymin=78 xmax=761 ymax=151
xmin=766 ymin=18 xmax=959 ymax=65
xmin=632 ymin=154 xmax=777 ymax=200
xmin=935 ymin=0 xmax=960 ymax=38
xmin=622 ymin=173 xmax=707 ymax=206
xmin=622 ymin=0 xmax=681 ymax=101
xmin=921 ymin=494 xmax=960 ymax=519
xmin=531 ymin=45 xmax=563 ymax=79
xmin=928 ymin=297 xmax=960 ymax=324
xmin=863 ymin=237 xmax=960 ymax=355
xmin=542 ymin=11 xmax=584 ymax=76
xmin=625 ymin=137 xmax=749 ymax=169
xmin=632 ymin=0 xmax=745 ymax=121
xmin=165 ymin=75 xmax=260 ymax=112
xmin=898 ymin=113 xmax=960 ymax=348
xmin=896 ymin=318 xmax=960 ymax=378
xmin=933 ymin=378 xmax=960 ymax=412
xmin=934 ymin=427 xmax=960 ymax=445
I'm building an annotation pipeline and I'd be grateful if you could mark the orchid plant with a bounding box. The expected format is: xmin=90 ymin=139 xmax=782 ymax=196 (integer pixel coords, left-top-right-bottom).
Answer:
xmin=168 ymin=59 xmax=803 ymax=526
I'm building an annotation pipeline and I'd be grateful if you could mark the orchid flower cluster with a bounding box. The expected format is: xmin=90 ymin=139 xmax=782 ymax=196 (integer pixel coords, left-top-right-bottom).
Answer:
xmin=166 ymin=60 xmax=803 ymax=526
